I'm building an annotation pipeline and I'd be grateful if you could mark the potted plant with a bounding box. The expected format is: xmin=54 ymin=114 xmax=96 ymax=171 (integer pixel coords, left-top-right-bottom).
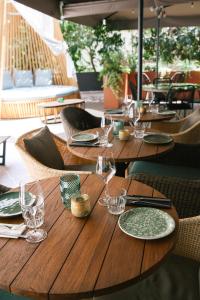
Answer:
xmin=100 ymin=51 xmax=136 ymax=109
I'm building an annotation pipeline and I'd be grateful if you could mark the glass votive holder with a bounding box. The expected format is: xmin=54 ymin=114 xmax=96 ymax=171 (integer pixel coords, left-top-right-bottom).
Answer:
xmin=119 ymin=129 xmax=130 ymax=141
xmin=113 ymin=120 xmax=124 ymax=136
xmin=71 ymin=194 xmax=91 ymax=218
xmin=60 ymin=174 xmax=80 ymax=210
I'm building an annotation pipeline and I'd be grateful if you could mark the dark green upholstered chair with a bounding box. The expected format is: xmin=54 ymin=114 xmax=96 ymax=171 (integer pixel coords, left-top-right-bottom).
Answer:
xmin=0 ymin=290 xmax=30 ymax=300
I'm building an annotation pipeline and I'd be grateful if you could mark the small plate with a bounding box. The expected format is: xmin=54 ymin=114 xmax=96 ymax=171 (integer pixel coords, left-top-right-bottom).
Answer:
xmin=0 ymin=192 xmax=21 ymax=217
xmin=157 ymin=110 xmax=176 ymax=115
xmin=118 ymin=207 xmax=175 ymax=240
xmin=71 ymin=133 xmax=98 ymax=142
xmin=143 ymin=134 xmax=173 ymax=144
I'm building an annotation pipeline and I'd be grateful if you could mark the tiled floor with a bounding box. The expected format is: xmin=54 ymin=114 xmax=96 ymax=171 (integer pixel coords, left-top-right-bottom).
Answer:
xmin=0 ymin=91 xmax=104 ymax=187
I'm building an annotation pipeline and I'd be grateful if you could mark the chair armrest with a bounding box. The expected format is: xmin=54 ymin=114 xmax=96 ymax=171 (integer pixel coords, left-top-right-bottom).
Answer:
xmin=151 ymin=120 xmax=182 ymax=133
xmin=173 ymin=215 xmax=200 ymax=262
xmin=171 ymin=121 xmax=200 ymax=144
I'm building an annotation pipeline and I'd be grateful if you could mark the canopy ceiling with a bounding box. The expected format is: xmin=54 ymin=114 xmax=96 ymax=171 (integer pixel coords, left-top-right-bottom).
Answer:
xmin=14 ymin=0 xmax=200 ymax=28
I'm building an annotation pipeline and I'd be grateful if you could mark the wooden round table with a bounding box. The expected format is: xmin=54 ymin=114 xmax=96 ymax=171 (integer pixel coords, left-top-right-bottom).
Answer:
xmin=68 ymin=127 xmax=174 ymax=163
xmin=105 ymin=111 xmax=175 ymax=122
xmin=0 ymin=175 xmax=178 ymax=299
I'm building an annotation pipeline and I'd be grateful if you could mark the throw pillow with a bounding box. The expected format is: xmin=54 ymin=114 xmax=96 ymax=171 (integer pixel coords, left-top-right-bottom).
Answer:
xmin=3 ymin=71 xmax=14 ymax=89
xmin=23 ymin=126 xmax=64 ymax=170
xmin=14 ymin=70 xmax=33 ymax=87
xmin=35 ymin=69 xmax=53 ymax=86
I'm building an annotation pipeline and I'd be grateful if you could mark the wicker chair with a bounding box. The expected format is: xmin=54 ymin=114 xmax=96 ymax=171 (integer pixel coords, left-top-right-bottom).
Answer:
xmin=60 ymin=107 xmax=102 ymax=140
xmin=151 ymin=107 xmax=200 ymax=134
xmin=15 ymin=128 xmax=95 ymax=181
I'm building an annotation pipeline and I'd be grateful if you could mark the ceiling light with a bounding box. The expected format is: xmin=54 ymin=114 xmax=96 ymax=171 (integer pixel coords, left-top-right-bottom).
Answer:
xmin=191 ymin=2 xmax=194 ymax=8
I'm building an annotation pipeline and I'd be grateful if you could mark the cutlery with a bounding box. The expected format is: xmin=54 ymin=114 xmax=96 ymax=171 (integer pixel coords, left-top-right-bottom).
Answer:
xmin=125 ymin=195 xmax=171 ymax=204
xmin=69 ymin=142 xmax=101 ymax=147
xmin=126 ymin=199 xmax=171 ymax=208
xmin=0 ymin=222 xmax=25 ymax=228
xmin=0 ymin=233 xmax=27 ymax=239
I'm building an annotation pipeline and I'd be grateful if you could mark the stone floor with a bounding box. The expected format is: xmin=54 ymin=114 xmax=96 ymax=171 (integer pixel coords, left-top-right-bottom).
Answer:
xmin=0 ymin=91 xmax=104 ymax=187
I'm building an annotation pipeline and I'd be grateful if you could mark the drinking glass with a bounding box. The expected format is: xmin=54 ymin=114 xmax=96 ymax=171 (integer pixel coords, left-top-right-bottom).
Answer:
xmin=19 ymin=181 xmax=47 ymax=243
xmin=96 ymin=155 xmax=116 ymax=206
xmin=129 ymin=106 xmax=141 ymax=136
xmin=107 ymin=188 xmax=127 ymax=215
xmin=100 ymin=116 xmax=113 ymax=147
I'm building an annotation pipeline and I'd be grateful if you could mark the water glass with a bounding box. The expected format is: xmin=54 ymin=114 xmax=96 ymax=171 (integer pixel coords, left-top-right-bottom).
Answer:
xmin=113 ymin=120 xmax=124 ymax=136
xmin=60 ymin=174 xmax=80 ymax=209
xmin=107 ymin=188 xmax=127 ymax=215
xmin=134 ymin=122 xmax=145 ymax=139
xmin=20 ymin=181 xmax=47 ymax=243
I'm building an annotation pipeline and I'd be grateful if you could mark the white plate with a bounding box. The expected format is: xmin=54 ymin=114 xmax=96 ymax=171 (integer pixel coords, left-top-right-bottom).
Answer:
xmin=71 ymin=133 xmax=98 ymax=142
xmin=118 ymin=207 xmax=175 ymax=240
xmin=157 ymin=110 xmax=176 ymax=115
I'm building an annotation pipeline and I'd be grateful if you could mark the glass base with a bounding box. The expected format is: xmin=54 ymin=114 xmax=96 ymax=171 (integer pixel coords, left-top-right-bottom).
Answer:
xmin=26 ymin=229 xmax=47 ymax=243
xmin=98 ymin=196 xmax=108 ymax=206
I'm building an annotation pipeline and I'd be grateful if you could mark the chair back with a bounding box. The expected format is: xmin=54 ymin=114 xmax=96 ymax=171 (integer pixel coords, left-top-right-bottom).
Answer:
xmin=171 ymin=72 xmax=185 ymax=83
xmin=153 ymin=77 xmax=172 ymax=85
xmin=167 ymin=85 xmax=195 ymax=106
xmin=60 ymin=107 xmax=101 ymax=140
xmin=180 ymin=108 xmax=200 ymax=131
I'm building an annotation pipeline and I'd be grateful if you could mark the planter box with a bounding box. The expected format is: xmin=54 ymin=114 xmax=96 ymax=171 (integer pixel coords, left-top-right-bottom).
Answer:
xmin=76 ymin=72 xmax=103 ymax=91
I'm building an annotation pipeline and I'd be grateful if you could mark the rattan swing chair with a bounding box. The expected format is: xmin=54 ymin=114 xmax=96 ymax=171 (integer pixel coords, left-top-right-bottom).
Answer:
xmin=0 ymin=0 xmax=80 ymax=119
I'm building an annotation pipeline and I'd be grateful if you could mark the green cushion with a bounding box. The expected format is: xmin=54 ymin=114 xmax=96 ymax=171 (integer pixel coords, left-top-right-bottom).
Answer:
xmin=95 ymin=254 xmax=200 ymax=300
xmin=24 ymin=126 xmax=64 ymax=170
xmin=128 ymin=161 xmax=200 ymax=179
xmin=0 ymin=290 xmax=30 ymax=299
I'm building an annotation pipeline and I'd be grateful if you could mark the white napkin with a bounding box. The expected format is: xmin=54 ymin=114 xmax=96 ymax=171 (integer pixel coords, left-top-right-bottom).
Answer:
xmin=0 ymin=223 xmax=26 ymax=238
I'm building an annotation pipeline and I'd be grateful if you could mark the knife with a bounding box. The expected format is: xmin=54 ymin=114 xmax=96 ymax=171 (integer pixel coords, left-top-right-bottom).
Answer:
xmin=125 ymin=195 xmax=171 ymax=204
xmin=126 ymin=199 xmax=171 ymax=208
xmin=69 ymin=143 xmax=101 ymax=147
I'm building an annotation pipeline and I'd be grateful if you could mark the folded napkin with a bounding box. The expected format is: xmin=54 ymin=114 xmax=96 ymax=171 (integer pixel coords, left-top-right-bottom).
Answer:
xmin=69 ymin=141 xmax=100 ymax=147
xmin=125 ymin=195 xmax=172 ymax=209
xmin=0 ymin=223 xmax=26 ymax=239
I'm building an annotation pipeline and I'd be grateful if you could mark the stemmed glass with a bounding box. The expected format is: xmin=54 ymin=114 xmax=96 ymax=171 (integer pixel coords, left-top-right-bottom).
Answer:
xmin=19 ymin=181 xmax=47 ymax=243
xmin=129 ymin=106 xmax=141 ymax=136
xmin=96 ymin=155 xmax=116 ymax=206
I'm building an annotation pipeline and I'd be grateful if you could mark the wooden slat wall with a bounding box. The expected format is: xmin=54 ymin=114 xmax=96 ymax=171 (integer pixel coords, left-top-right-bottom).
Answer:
xmin=3 ymin=1 xmax=75 ymax=85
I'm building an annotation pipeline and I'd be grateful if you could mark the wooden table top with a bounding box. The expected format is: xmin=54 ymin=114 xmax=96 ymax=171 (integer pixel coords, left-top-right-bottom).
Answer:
xmin=68 ymin=127 xmax=174 ymax=163
xmin=38 ymin=98 xmax=85 ymax=108
xmin=105 ymin=111 xmax=175 ymax=122
xmin=0 ymin=175 xmax=178 ymax=299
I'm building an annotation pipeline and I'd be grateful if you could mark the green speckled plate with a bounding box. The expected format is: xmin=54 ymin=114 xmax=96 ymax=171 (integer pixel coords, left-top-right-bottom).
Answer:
xmin=157 ymin=110 xmax=176 ymax=115
xmin=71 ymin=133 xmax=98 ymax=142
xmin=0 ymin=192 xmax=21 ymax=217
xmin=118 ymin=207 xmax=175 ymax=240
xmin=143 ymin=134 xmax=173 ymax=144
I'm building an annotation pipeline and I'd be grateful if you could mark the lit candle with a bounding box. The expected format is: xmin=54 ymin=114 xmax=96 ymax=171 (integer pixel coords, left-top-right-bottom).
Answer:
xmin=119 ymin=129 xmax=130 ymax=140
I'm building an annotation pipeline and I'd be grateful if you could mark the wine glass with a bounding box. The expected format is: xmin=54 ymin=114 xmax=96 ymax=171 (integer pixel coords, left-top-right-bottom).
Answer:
xmin=96 ymin=155 xmax=116 ymax=206
xmin=19 ymin=181 xmax=47 ymax=243
xmin=129 ymin=105 xmax=141 ymax=136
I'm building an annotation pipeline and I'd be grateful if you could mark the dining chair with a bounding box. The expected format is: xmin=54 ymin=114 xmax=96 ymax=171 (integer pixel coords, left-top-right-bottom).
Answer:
xmin=166 ymin=84 xmax=195 ymax=117
xmin=60 ymin=107 xmax=102 ymax=140
xmin=151 ymin=107 xmax=200 ymax=134
xmin=152 ymin=77 xmax=172 ymax=103
xmin=171 ymin=72 xmax=185 ymax=83
xmin=95 ymin=176 xmax=200 ymax=300
xmin=15 ymin=126 xmax=95 ymax=181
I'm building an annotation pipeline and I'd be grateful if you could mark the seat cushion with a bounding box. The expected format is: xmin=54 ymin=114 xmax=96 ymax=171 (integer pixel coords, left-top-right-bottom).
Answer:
xmin=3 ymin=71 xmax=14 ymax=89
xmin=0 ymin=290 xmax=30 ymax=299
xmin=14 ymin=70 xmax=33 ymax=87
xmin=95 ymin=254 xmax=200 ymax=300
xmin=23 ymin=126 xmax=64 ymax=170
xmin=128 ymin=161 xmax=200 ymax=179
xmin=35 ymin=69 xmax=52 ymax=86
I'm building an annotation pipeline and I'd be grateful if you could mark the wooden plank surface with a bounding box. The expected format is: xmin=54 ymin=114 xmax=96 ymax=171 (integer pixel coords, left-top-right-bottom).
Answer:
xmin=0 ymin=175 xmax=178 ymax=299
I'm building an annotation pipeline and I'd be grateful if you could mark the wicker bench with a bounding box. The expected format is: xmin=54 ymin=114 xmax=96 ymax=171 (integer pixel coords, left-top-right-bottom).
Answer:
xmin=0 ymin=85 xmax=80 ymax=119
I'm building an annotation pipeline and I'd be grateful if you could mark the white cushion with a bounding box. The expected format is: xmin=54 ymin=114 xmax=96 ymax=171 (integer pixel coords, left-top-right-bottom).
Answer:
xmin=1 ymin=86 xmax=79 ymax=101
xmin=3 ymin=71 xmax=13 ymax=89
xmin=35 ymin=69 xmax=52 ymax=86
xmin=14 ymin=70 xmax=33 ymax=87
